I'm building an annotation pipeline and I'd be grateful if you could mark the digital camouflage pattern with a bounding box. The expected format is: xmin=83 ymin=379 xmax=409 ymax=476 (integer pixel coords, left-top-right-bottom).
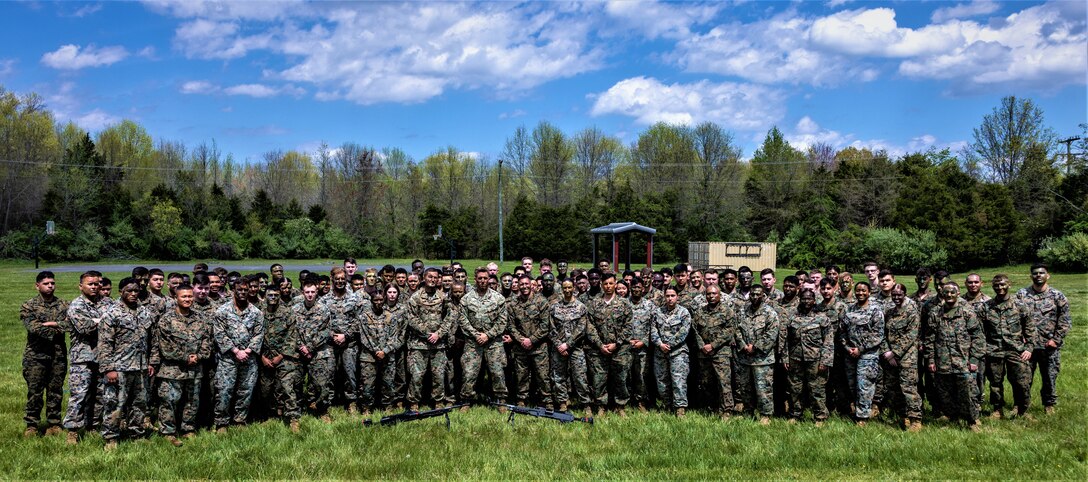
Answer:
xmin=692 ymin=301 xmax=737 ymax=412
xmin=842 ymin=301 xmax=885 ymax=420
xmin=151 ymin=307 xmax=214 ymax=435
xmin=587 ymin=294 xmax=634 ymax=407
xmin=880 ymin=299 xmax=922 ymax=419
xmin=458 ymin=288 xmax=509 ymax=402
xmin=549 ymin=298 xmax=590 ymax=406
xmin=627 ymin=297 xmax=657 ymax=406
xmin=62 ymin=294 xmax=108 ymax=430
xmin=734 ymin=301 xmax=780 ymax=416
xmin=213 ymin=301 xmax=264 ymax=427
xmin=978 ymin=296 xmax=1035 ymax=413
xmin=293 ymin=300 xmax=334 ymax=413
xmin=322 ymin=290 xmax=362 ymax=405
xmin=358 ymin=308 xmax=401 ymax=407
xmin=652 ymin=304 xmax=691 ymax=409
xmin=924 ymin=299 xmax=985 ymax=422
xmin=405 ymin=289 xmax=452 ymax=405
xmin=508 ymin=293 xmax=553 ymax=405
xmin=21 ymin=294 xmax=68 ymax=429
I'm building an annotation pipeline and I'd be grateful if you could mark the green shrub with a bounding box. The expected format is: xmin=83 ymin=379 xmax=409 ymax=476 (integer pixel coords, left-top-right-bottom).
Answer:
xmin=67 ymin=223 xmax=105 ymax=260
xmin=1037 ymin=232 xmax=1088 ymax=271
xmin=861 ymin=227 xmax=948 ymax=273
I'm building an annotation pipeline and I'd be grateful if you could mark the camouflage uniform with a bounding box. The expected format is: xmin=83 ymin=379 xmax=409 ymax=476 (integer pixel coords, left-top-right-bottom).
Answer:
xmin=771 ymin=296 xmax=798 ymax=416
xmin=21 ymin=294 xmax=68 ymax=430
xmin=645 ymin=286 xmax=665 ymax=308
xmin=676 ymin=288 xmax=705 ymax=313
xmin=924 ymin=299 xmax=985 ymax=423
xmin=692 ymin=301 xmax=737 ymax=413
xmin=963 ymin=292 xmax=991 ymax=410
xmin=321 ymin=290 xmax=362 ymax=407
xmin=627 ymin=297 xmax=656 ymax=408
xmin=509 ymin=293 xmax=554 ymax=405
xmin=386 ymin=303 xmax=409 ymax=405
xmin=404 ymin=289 xmax=451 ymax=406
xmin=293 ymin=300 xmax=334 ymax=414
xmin=841 ymin=301 xmax=884 ymax=420
xmin=1016 ymin=286 xmax=1071 ymax=408
xmin=586 ymin=295 xmax=634 ymax=407
xmin=979 ymin=297 xmax=1036 ymax=414
xmin=458 ymin=289 xmax=509 ymax=402
xmin=97 ymin=302 xmax=155 ymax=441
xmin=212 ymin=301 xmax=264 ymax=427
xmin=258 ymin=305 xmax=302 ymax=422
xmin=879 ymin=299 xmax=923 ymax=420
xmin=62 ymin=295 xmax=107 ymax=431
xmin=443 ymin=302 xmax=464 ymax=404
xmin=785 ymin=308 xmax=834 ymax=421
xmin=766 ymin=287 xmax=784 ymax=303
xmin=151 ymin=307 xmax=213 ymax=436
xmin=734 ymin=302 xmax=780 ymax=416
xmin=816 ymin=297 xmax=850 ymax=414
xmin=652 ymin=304 xmax=692 ymax=409
xmin=549 ymin=298 xmax=591 ymax=407
xmin=358 ymin=308 xmax=401 ymax=408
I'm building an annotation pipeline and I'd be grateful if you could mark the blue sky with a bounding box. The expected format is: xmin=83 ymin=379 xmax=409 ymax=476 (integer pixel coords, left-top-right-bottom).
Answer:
xmin=1 ymin=0 xmax=1085 ymax=164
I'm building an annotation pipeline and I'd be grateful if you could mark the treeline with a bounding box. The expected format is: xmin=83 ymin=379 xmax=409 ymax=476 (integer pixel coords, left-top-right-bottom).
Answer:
xmin=1 ymin=86 xmax=1085 ymax=271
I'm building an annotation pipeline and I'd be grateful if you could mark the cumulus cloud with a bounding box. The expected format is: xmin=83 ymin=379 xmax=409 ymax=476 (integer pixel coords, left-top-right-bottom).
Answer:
xmin=180 ymin=80 xmax=303 ymax=97
xmin=590 ymin=76 xmax=785 ymax=131
xmin=41 ymin=44 xmax=129 ymax=69
xmin=74 ymin=109 xmax=121 ymax=131
xmin=174 ymin=19 xmax=272 ymax=59
xmin=180 ymin=80 xmax=217 ymax=94
xmin=603 ymin=0 xmax=722 ymax=40
xmin=142 ymin=0 xmax=306 ymax=21
xmin=809 ymin=8 xmax=964 ymax=57
xmin=499 ymin=109 xmax=527 ymax=120
xmin=0 ymin=59 xmax=14 ymax=78
xmin=931 ymin=0 xmax=1000 ymax=23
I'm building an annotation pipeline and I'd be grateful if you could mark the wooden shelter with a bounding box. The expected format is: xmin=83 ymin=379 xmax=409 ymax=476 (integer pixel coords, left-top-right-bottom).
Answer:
xmin=590 ymin=222 xmax=656 ymax=271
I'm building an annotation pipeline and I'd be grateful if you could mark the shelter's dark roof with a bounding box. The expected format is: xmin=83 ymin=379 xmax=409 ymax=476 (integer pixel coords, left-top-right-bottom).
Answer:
xmin=590 ymin=222 xmax=656 ymax=235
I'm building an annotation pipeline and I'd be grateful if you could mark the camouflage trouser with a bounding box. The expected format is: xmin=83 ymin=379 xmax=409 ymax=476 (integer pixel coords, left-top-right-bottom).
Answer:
xmin=773 ymin=362 xmax=790 ymax=416
xmin=214 ymin=357 xmax=259 ymax=427
xmin=881 ymin=354 xmax=922 ymax=420
xmin=101 ymin=371 xmax=148 ymax=441
xmin=828 ymin=350 xmax=851 ymax=414
xmin=654 ymin=350 xmax=689 ymax=409
xmin=513 ymin=345 xmax=552 ymax=405
xmin=302 ymin=350 xmax=335 ymax=413
xmin=628 ymin=347 xmax=651 ymax=405
xmin=588 ymin=345 xmax=631 ymax=407
xmin=334 ymin=344 xmax=360 ymax=404
xmin=550 ymin=347 xmax=590 ymax=406
xmin=919 ymin=349 xmax=942 ymax=416
xmin=407 ymin=348 xmax=448 ymax=405
xmin=973 ymin=358 xmax=988 ymax=412
xmin=987 ymin=352 xmax=1031 ymax=412
xmin=444 ymin=340 xmax=464 ymax=403
xmin=696 ymin=349 xmax=734 ymax=412
xmin=459 ymin=340 xmax=508 ymax=402
xmin=23 ymin=354 xmax=66 ymax=428
xmin=157 ymin=377 xmax=200 ymax=435
xmin=787 ymin=360 xmax=828 ymax=420
xmin=1030 ymin=348 xmax=1060 ymax=407
xmin=359 ymin=354 xmax=397 ymax=408
xmin=845 ymin=355 xmax=881 ymax=420
xmin=393 ymin=348 xmax=408 ymax=404
xmin=63 ymin=362 xmax=103 ymax=430
xmin=936 ymin=371 xmax=979 ymax=423
xmin=735 ymin=363 xmax=773 ymax=416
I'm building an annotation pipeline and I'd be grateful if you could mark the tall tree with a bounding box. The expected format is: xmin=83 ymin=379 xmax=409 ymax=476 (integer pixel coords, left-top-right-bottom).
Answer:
xmin=745 ymin=127 xmax=807 ymax=238
xmin=529 ymin=121 xmax=573 ymax=207
xmin=971 ymin=95 xmax=1056 ymax=184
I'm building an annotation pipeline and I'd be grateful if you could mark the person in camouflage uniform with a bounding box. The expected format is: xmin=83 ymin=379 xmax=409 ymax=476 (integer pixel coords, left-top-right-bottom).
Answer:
xmin=925 ymin=282 xmax=986 ymax=430
xmin=359 ymin=289 xmax=401 ymax=411
xmin=61 ymin=271 xmax=106 ymax=444
xmin=549 ymin=280 xmax=591 ymax=412
xmin=21 ymin=271 xmax=68 ymax=437
xmin=508 ymin=275 xmax=555 ymax=408
xmin=770 ymin=276 xmax=799 ymax=417
xmin=962 ymin=273 xmax=992 ymax=412
xmin=404 ymin=268 xmax=452 ymax=409
xmin=784 ymin=289 xmax=834 ymax=424
xmin=258 ymin=286 xmax=303 ymax=431
xmin=980 ymin=274 xmax=1036 ymax=419
xmin=212 ymin=279 xmax=264 ymax=431
xmin=815 ymin=278 xmax=850 ymax=416
xmin=97 ymin=278 xmax=156 ymax=450
xmin=653 ymin=286 xmax=692 ymax=417
xmin=443 ymin=283 xmax=467 ymax=404
xmin=734 ymin=285 xmax=780 ymax=424
xmin=151 ymin=284 xmax=214 ymax=445
xmin=294 ymin=280 xmax=335 ymax=421
xmin=692 ymin=285 xmax=737 ymax=417
xmin=321 ymin=267 xmax=362 ymax=413
xmin=879 ymin=283 xmax=923 ymax=431
xmin=841 ymin=282 xmax=884 ymax=425
xmin=626 ymin=281 xmax=655 ymax=412
xmin=458 ymin=268 xmax=509 ymax=407
xmin=1016 ymin=263 xmax=1071 ymax=414
xmin=586 ymin=273 xmax=634 ymax=416
xmin=383 ymin=284 xmax=409 ymax=408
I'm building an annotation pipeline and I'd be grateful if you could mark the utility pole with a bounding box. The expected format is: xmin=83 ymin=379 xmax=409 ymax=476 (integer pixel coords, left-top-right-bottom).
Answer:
xmin=498 ymin=158 xmax=504 ymax=263
xmin=1058 ymin=137 xmax=1081 ymax=175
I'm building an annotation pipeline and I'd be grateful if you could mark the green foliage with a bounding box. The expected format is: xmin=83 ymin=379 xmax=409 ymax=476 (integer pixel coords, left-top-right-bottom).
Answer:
xmin=105 ymin=218 xmax=148 ymax=258
xmin=1037 ymin=232 xmax=1088 ymax=271
xmin=861 ymin=227 xmax=948 ymax=273
xmin=195 ymin=220 xmax=247 ymax=260
xmin=66 ymin=223 xmax=104 ymax=260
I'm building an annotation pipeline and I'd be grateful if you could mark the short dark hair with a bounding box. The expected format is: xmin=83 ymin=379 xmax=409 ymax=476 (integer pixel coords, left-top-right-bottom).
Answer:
xmin=175 ymin=283 xmax=194 ymax=293
xmin=80 ymin=271 xmax=101 ymax=282
xmin=1030 ymin=262 xmax=1048 ymax=271
xmin=132 ymin=266 xmax=149 ymax=277
xmin=192 ymin=273 xmax=210 ymax=286
xmin=722 ymin=268 xmax=737 ymax=277
xmin=783 ymin=276 xmax=800 ymax=286
xmin=36 ymin=271 xmax=55 ymax=283
xmin=915 ymin=267 xmax=931 ymax=278
xmin=475 ymin=267 xmax=489 ymax=276
xmin=344 ymin=257 xmax=357 ymax=265
xmin=149 ymin=268 xmax=164 ymax=277
xmin=100 ymin=276 xmax=113 ymax=286
xmin=737 ymin=266 xmax=752 ymax=275
xmin=878 ymin=269 xmax=894 ymax=279
xmin=760 ymin=268 xmax=775 ymax=277
xmin=395 ymin=268 xmax=408 ymax=275
xmin=819 ymin=278 xmax=836 ymax=288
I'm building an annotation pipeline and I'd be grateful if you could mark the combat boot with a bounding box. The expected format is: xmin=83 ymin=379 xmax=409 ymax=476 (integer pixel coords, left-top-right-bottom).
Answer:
xmin=675 ymin=408 xmax=685 ymax=418
xmin=215 ymin=426 xmax=228 ymax=434
xmin=596 ymin=406 xmax=606 ymax=418
xmin=907 ymin=419 xmax=922 ymax=432
xmin=66 ymin=430 xmax=79 ymax=445
xmin=320 ymin=414 xmax=332 ymax=423
xmin=814 ymin=420 xmax=825 ymax=427
xmin=347 ymin=402 xmax=358 ymax=415
xmin=989 ymin=409 xmax=1003 ymax=420
xmin=516 ymin=401 xmax=526 ymax=408
xmin=617 ymin=408 xmax=627 ymax=418
xmin=459 ymin=405 xmax=470 ymax=413
xmin=44 ymin=426 xmax=62 ymax=436
xmin=558 ymin=403 xmax=568 ymax=412
xmin=758 ymin=416 xmax=770 ymax=426
xmin=104 ymin=440 xmax=118 ymax=452
xmin=164 ymin=435 xmax=183 ymax=447
xmin=182 ymin=432 xmax=196 ymax=440
xmin=1044 ymin=405 xmax=1055 ymax=415
xmin=23 ymin=427 xmax=37 ymax=438
xmin=408 ymin=404 xmax=419 ymax=412
xmin=969 ymin=420 xmax=982 ymax=432
xmin=637 ymin=402 xmax=648 ymax=414
xmin=856 ymin=420 xmax=867 ymax=427
xmin=289 ymin=420 xmax=300 ymax=433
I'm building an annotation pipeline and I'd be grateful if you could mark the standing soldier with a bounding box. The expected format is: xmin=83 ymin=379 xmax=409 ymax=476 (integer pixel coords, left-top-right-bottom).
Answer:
xmin=508 ymin=275 xmax=554 ymax=408
xmin=1016 ymin=263 xmax=1070 ymax=415
xmin=294 ymin=280 xmax=335 ymax=422
xmin=443 ymin=283 xmax=466 ymax=405
xmin=880 ymin=284 xmax=923 ymax=431
xmin=627 ymin=280 xmax=654 ymax=413
xmin=692 ymin=285 xmax=737 ymax=419
xmin=783 ymin=289 xmax=834 ymax=425
xmin=62 ymin=271 xmax=106 ymax=445
xmin=458 ymin=268 xmax=509 ymax=409
xmin=21 ymin=271 xmax=68 ymax=437
xmin=97 ymin=278 xmax=155 ymax=450
xmin=980 ymin=274 xmax=1036 ymax=420
xmin=550 ymin=280 xmax=591 ymax=413
xmin=358 ymin=290 xmax=400 ymax=413
xmin=653 ymin=287 xmax=692 ymax=417
xmin=151 ymin=284 xmax=214 ymax=445
xmin=841 ymin=282 xmax=885 ymax=426
xmin=212 ymin=278 xmax=264 ymax=432
xmin=734 ymin=285 xmax=780 ymax=425
xmin=962 ymin=272 xmax=992 ymax=412
xmin=404 ymin=268 xmax=451 ymax=410
xmin=925 ymin=282 xmax=986 ymax=430
xmin=816 ymin=278 xmax=850 ymax=416
xmin=322 ymin=267 xmax=362 ymax=413
xmin=259 ymin=286 xmax=303 ymax=432
xmin=586 ymin=273 xmax=634 ymax=417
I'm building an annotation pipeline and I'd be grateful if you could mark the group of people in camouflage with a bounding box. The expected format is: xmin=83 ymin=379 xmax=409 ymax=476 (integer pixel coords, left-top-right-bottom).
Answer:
xmin=20 ymin=257 xmax=1070 ymax=450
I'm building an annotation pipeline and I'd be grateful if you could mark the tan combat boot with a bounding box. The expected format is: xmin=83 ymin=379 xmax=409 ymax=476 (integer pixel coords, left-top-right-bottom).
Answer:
xmin=23 ymin=427 xmax=37 ymax=438
xmin=617 ymin=408 xmax=627 ymax=418
xmin=1044 ymin=406 xmax=1055 ymax=415
xmin=516 ymin=401 xmax=526 ymax=408
xmin=408 ymin=404 xmax=419 ymax=412
xmin=558 ymin=403 xmax=568 ymax=412
xmin=215 ymin=426 xmax=228 ymax=435
xmin=289 ymin=420 xmax=300 ymax=433
xmin=104 ymin=440 xmax=118 ymax=452
xmin=814 ymin=420 xmax=824 ymax=427
xmin=596 ymin=406 xmax=606 ymax=418
xmin=990 ymin=409 xmax=1003 ymax=420
xmin=164 ymin=435 xmax=183 ymax=447
xmin=66 ymin=430 xmax=79 ymax=445
xmin=459 ymin=405 xmax=470 ymax=413
xmin=907 ymin=419 xmax=922 ymax=432
xmin=969 ymin=420 xmax=982 ymax=432
xmin=320 ymin=414 xmax=332 ymax=423
xmin=675 ymin=408 xmax=686 ymax=418
xmin=44 ymin=426 xmax=62 ymax=436
xmin=347 ymin=402 xmax=358 ymax=415
xmin=637 ymin=402 xmax=648 ymax=414
xmin=759 ymin=416 xmax=771 ymax=426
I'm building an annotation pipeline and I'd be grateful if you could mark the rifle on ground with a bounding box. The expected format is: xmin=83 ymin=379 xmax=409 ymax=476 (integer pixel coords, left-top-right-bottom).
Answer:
xmin=363 ymin=404 xmax=468 ymax=430
xmin=490 ymin=402 xmax=593 ymax=425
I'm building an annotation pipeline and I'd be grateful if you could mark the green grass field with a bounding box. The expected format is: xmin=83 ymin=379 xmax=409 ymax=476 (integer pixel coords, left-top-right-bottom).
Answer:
xmin=0 ymin=260 xmax=1084 ymax=479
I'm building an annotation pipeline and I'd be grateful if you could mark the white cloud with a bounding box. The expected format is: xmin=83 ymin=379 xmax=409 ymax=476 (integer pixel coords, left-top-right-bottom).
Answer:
xmin=590 ymin=76 xmax=785 ymax=131
xmin=72 ymin=3 xmax=103 ymax=17
xmin=142 ymin=0 xmax=307 ymax=21
xmin=223 ymin=124 xmax=288 ymax=137
xmin=174 ymin=19 xmax=272 ymax=59
xmin=180 ymin=80 xmax=217 ymax=94
xmin=137 ymin=46 xmax=157 ymax=59
xmin=41 ymin=44 xmax=129 ymax=69
xmin=499 ymin=109 xmax=526 ymax=120
xmin=74 ymin=109 xmax=121 ymax=131
xmin=826 ymin=0 xmax=854 ymax=7
xmin=603 ymin=0 xmax=722 ymax=40
xmin=810 ymin=8 xmax=964 ymax=57
xmin=0 ymin=59 xmax=14 ymax=78
xmin=181 ymin=81 xmax=304 ymax=98
xmin=931 ymin=0 xmax=1000 ymax=23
